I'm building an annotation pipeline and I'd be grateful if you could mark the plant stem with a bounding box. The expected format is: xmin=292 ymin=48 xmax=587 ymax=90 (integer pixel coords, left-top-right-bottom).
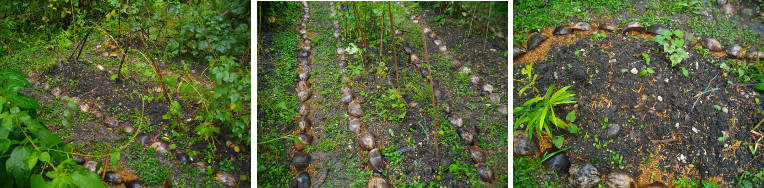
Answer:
xmin=482 ymin=2 xmax=492 ymax=51
xmin=420 ymin=23 xmax=439 ymax=173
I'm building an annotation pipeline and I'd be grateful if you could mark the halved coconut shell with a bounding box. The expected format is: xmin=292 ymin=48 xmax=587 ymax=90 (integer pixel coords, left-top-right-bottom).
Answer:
xmin=468 ymin=145 xmax=487 ymax=163
xmin=725 ymin=44 xmax=743 ymax=58
xmin=598 ymin=23 xmax=617 ymax=32
xmin=553 ymin=26 xmax=571 ymax=35
xmin=457 ymin=128 xmax=475 ymax=145
xmin=292 ymin=151 xmax=311 ymax=170
xmin=701 ymin=38 xmax=723 ymax=52
xmin=348 ymin=118 xmax=364 ymax=135
xmin=622 ymin=22 xmax=645 ymax=34
xmin=298 ymin=116 xmax=311 ymax=132
xmin=526 ymin=35 xmax=548 ymax=51
xmin=369 ymin=148 xmax=386 ymax=173
xmin=572 ymin=22 xmax=591 ymax=31
xmin=646 ymin=24 xmax=669 ymax=35
xmin=348 ymin=100 xmax=363 ymax=117
xmin=104 ymin=171 xmax=123 ymax=184
xmin=358 ymin=132 xmax=375 ymax=151
xmin=476 ymin=163 xmax=495 ymax=182
xmin=294 ymin=133 xmax=314 ymax=151
xmin=450 ymin=115 xmax=464 ymax=127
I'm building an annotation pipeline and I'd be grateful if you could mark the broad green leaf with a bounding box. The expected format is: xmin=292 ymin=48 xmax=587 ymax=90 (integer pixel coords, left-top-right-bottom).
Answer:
xmin=673 ymin=30 xmax=683 ymax=38
xmin=7 ymin=146 xmax=32 ymax=188
xmin=67 ymin=102 xmax=78 ymax=112
xmin=10 ymin=106 xmax=19 ymax=114
xmin=39 ymin=152 xmax=50 ymax=162
xmin=31 ymin=174 xmax=50 ymax=188
xmin=8 ymin=94 xmax=41 ymax=110
xmin=754 ymin=83 xmax=764 ymax=91
xmin=24 ymin=151 xmax=39 ymax=170
xmin=36 ymin=129 xmax=63 ymax=146
xmin=70 ymin=166 xmax=107 ymax=188
xmin=0 ymin=139 xmax=9 ymax=154
xmin=658 ymin=29 xmax=672 ymax=36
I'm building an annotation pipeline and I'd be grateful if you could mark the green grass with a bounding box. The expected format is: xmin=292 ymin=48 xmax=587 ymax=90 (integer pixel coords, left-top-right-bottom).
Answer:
xmin=514 ymin=0 xmax=629 ymax=46
xmin=513 ymin=156 xmax=563 ymax=187
xmin=126 ymin=144 xmax=172 ymax=186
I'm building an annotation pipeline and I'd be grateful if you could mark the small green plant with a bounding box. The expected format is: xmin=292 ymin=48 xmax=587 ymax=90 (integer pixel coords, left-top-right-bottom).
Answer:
xmin=610 ymin=151 xmax=623 ymax=169
xmin=514 ymin=84 xmax=578 ymax=138
xmin=713 ymin=105 xmax=721 ymax=110
xmin=675 ymin=177 xmax=699 ymax=188
xmin=516 ymin=62 xmax=539 ymax=96
xmin=651 ymin=29 xmax=689 ymax=67
xmin=642 ymin=53 xmax=651 ymax=65
xmin=640 ymin=68 xmax=655 ymax=76
xmin=681 ymin=67 xmax=689 ymax=77
xmin=591 ymin=33 xmax=607 ymax=42
xmin=601 ymin=117 xmax=610 ymax=129
xmin=701 ymin=180 xmax=719 ymax=188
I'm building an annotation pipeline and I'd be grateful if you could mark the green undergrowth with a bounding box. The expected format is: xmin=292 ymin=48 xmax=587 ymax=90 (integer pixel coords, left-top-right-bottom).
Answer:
xmin=514 ymin=0 xmax=630 ymax=45
xmin=256 ymin=1 xmax=300 ymax=186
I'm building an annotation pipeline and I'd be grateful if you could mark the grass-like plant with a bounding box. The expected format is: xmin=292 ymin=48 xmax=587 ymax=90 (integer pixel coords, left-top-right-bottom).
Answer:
xmin=651 ymin=29 xmax=689 ymax=67
xmin=513 ymin=84 xmax=578 ymax=139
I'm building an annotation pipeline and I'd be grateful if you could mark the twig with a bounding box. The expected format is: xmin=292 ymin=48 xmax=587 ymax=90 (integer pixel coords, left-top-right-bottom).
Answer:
xmin=482 ymin=2 xmax=492 ymax=51
xmin=651 ymin=138 xmax=677 ymax=144
xmin=690 ymin=73 xmax=719 ymax=111
xmin=420 ymin=23 xmax=439 ymax=173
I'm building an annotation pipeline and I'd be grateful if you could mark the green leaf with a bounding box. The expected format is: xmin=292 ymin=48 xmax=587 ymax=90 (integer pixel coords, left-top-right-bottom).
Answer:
xmin=658 ymin=29 xmax=672 ymax=36
xmin=567 ymin=124 xmax=580 ymax=134
xmin=70 ymin=166 xmax=107 ymax=188
xmin=25 ymin=151 xmax=39 ymax=170
xmin=621 ymin=69 xmax=628 ymax=73
xmin=67 ymin=102 xmax=78 ymax=112
xmin=8 ymin=94 xmax=41 ymax=110
xmin=640 ymin=69 xmax=647 ymax=76
xmin=673 ymin=30 xmax=684 ymax=38
xmin=31 ymin=174 xmax=50 ymax=188
xmin=682 ymin=67 xmax=689 ymax=77
xmin=10 ymin=106 xmax=19 ymax=114
xmin=0 ymin=139 xmax=9 ymax=154
xmin=551 ymin=136 xmax=564 ymax=148
xmin=713 ymin=105 xmax=721 ymax=110
xmin=646 ymin=68 xmax=655 ymax=74
xmin=566 ymin=111 xmax=576 ymax=122
xmin=7 ymin=146 xmax=32 ymax=188
xmin=754 ymin=83 xmax=764 ymax=91
xmin=36 ymin=129 xmax=62 ymax=146
xmin=110 ymin=151 xmax=121 ymax=166
xmin=717 ymin=137 xmax=724 ymax=141
xmin=39 ymin=152 xmax=50 ymax=162
xmin=63 ymin=110 xmax=72 ymax=119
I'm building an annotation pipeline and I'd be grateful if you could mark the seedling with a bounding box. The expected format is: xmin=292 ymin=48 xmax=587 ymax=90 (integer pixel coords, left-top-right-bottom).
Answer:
xmin=682 ymin=67 xmax=689 ymax=77
xmin=713 ymin=105 xmax=721 ymax=110
xmin=514 ymin=84 xmax=578 ymax=138
xmin=642 ymin=53 xmax=651 ymax=65
xmin=640 ymin=68 xmax=655 ymax=76
xmin=651 ymin=29 xmax=689 ymax=67
xmin=601 ymin=117 xmax=610 ymax=129
xmin=552 ymin=136 xmax=565 ymax=148
xmin=610 ymin=151 xmax=623 ymax=169
xmin=718 ymin=137 xmax=725 ymax=142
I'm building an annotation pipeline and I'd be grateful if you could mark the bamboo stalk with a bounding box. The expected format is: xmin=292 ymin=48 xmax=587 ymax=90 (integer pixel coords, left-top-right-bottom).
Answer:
xmin=388 ymin=2 xmax=400 ymax=92
xmin=482 ymin=2 xmax=492 ymax=51
xmin=467 ymin=2 xmax=478 ymax=37
xmin=420 ymin=23 xmax=439 ymax=174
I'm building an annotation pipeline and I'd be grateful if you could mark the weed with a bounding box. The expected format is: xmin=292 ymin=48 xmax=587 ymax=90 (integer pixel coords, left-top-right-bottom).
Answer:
xmin=610 ymin=151 xmax=623 ymax=169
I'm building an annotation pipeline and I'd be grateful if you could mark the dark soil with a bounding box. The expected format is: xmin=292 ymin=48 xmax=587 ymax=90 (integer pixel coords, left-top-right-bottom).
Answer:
xmin=514 ymin=29 xmax=764 ymax=186
xmin=25 ymin=45 xmax=250 ymax=187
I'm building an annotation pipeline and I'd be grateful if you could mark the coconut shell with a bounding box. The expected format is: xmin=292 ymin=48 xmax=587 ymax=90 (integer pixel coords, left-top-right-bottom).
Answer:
xmin=572 ymin=22 xmax=591 ymax=31
xmin=367 ymin=177 xmax=390 ymax=188
xmin=450 ymin=115 xmax=464 ymax=127
xmin=297 ymin=81 xmax=311 ymax=91
xmin=513 ymin=46 xmax=527 ymax=58
xmin=348 ymin=100 xmax=363 ymax=117
xmin=348 ymin=118 xmax=364 ymax=135
xmin=290 ymin=171 xmax=311 ymax=188
xmin=622 ymin=22 xmax=645 ymax=34
xmin=468 ymin=145 xmax=487 ymax=163
xmin=358 ymin=132 xmax=375 ymax=151
xmin=740 ymin=8 xmax=755 ymax=18
xmin=476 ymin=163 xmax=495 ymax=182
xmin=299 ymin=103 xmax=309 ymax=116
xmin=103 ymin=171 xmax=123 ymax=184
xmin=526 ymin=35 xmax=548 ymax=51
xmin=340 ymin=93 xmax=353 ymax=104
xmin=701 ymin=38 xmax=723 ymax=52
xmin=598 ymin=23 xmax=617 ymax=32
xmin=457 ymin=128 xmax=475 ymax=145
xmin=298 ymin=116 xmax=311 ymax=132
xmin=481 ymin=83 xmax=494 ymax=93
xmin=294 ymin=133 xmax=314 ymax=151
xmin=176 ymin=152 xmax=191 ymax=164
xmin=442 ymin=103 xmax=452 ymax=114
xmin=553 ymin=26 xmax=571 ymax=35
xmin=646 ymin=24 xmax=669 ymax=35
xmin=452 ymin=59 xmax=464 ymax=69
xmin=721 ymin=4 xmax=735 ymax=15
xmin=125 ymin=179 xmax=144 ymax=188
xmin=292 ymin=151 xmax=311 ymax=170
xmin=369 ymin=149 xmax=386 ymax=173
xmin=725 ymin=44 xmax=743 ymax=58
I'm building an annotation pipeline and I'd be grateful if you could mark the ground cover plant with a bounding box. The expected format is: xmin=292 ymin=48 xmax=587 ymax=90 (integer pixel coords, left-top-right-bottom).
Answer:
xmin=257 ymin=1 xmax=508 ymax=187
xmin=1 ymin=0 xmax=250 ymax=187
xmin=514 ymin=0 xmax=764 ymax=187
